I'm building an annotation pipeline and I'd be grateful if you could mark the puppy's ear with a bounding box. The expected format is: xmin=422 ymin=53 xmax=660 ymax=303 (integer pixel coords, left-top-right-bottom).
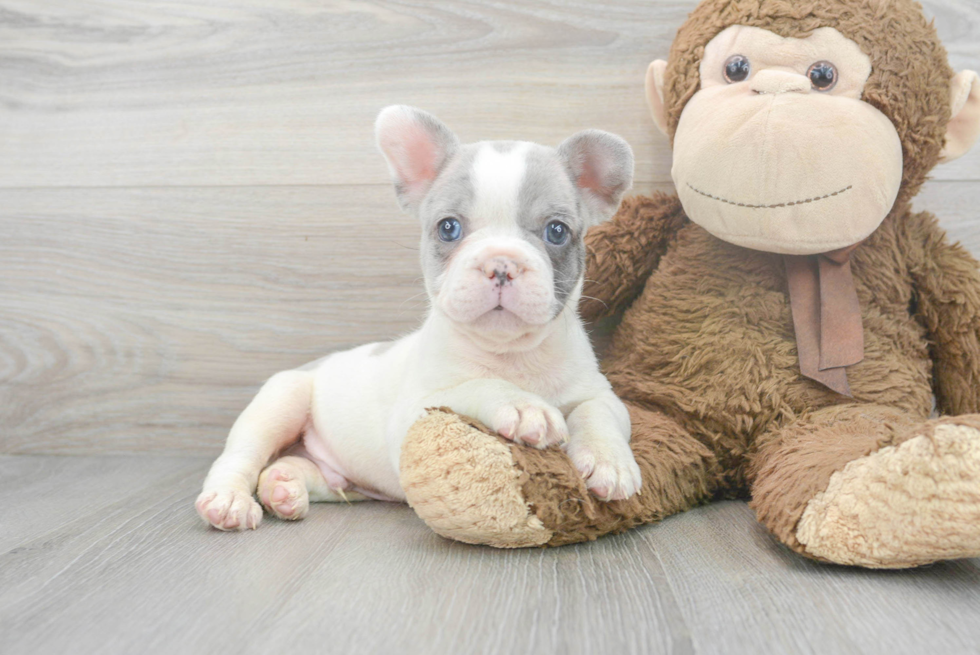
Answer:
xmin=558 ymin=130 xmax=634 ymax=224
xmin=376 ymin=105 xmax=459 ymax=212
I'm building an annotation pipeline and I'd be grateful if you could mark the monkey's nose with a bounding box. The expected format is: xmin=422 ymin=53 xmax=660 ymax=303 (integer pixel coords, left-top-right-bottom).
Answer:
xmin=750 ymin=69 xmax=811 ymax=95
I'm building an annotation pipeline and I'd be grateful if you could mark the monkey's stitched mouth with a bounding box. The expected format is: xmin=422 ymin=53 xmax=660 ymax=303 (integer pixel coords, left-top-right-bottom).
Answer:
xmin=686 ymin=182 xmax=853 ymax=209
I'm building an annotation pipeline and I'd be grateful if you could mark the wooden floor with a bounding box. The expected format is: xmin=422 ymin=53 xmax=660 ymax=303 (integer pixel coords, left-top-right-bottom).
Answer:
xmin=3 ymin=1 xmax=980 ymax=653
xmin=2 ymin=455 xmax=979 ymax=655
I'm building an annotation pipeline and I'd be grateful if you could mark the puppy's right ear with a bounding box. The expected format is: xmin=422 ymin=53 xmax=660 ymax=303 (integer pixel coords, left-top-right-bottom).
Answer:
xmin=375 ymin=105 xmax=459 ymax=212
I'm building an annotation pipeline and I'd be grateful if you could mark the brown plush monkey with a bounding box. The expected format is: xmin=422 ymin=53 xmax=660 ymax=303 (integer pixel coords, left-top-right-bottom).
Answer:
xmin=399 ymin=0 xmax=980 ymax=568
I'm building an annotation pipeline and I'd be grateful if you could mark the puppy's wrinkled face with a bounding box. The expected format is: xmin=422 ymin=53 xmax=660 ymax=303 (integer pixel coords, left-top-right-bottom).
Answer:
xmin=375 ymin=106 xmax=633 ymax=342
xmin=421 ymin=142 xmax=583 ymax=330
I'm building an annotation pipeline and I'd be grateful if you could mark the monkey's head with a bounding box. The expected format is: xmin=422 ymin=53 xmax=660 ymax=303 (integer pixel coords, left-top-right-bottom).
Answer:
xmin=646 ymin=0 xmax=980 ymax=255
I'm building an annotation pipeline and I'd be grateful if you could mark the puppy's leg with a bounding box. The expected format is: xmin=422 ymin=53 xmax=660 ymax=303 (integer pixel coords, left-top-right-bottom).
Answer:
xmin=196 ymin=370 xmax=313 ymax=531
xmin=257 ymin=455 xmax=370 ymax=520
xmin=566 ymin=389 xmax=641 ymax=500
xmin=421 ymin=379 xmax=568 ymax=449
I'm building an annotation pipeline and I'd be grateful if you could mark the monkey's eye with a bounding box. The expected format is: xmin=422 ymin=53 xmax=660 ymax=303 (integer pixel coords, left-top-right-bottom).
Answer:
xmin=437 ymin=217 xmax=462 ymax=242
xmin=544 ymin=220 xmax=570 ymax=246
xmin=807 ymin=61 xmax=837 ymax=91
xmin=723 ymin=55 xmax=750 ymax=83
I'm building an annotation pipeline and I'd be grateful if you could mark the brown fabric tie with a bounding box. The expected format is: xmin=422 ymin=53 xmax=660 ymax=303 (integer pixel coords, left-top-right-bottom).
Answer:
xmin=783 ymin=245 xmax=864 ymax=397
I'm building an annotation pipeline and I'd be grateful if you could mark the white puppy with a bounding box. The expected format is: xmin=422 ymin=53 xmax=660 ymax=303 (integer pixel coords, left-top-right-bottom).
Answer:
xmin=196 ymin=106 xmax=642 ymax=530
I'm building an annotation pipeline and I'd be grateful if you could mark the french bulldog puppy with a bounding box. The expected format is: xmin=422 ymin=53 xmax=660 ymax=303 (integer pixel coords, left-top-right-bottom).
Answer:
xmin=195 ymin=106 xmax=642 ymax=530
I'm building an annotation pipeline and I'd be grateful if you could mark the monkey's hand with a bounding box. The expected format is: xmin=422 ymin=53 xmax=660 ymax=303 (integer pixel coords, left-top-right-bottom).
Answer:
xmin=906 ymin=209 xmax=980 ymax=415
xmin=580 ymin=192 xmax=687 ymax=322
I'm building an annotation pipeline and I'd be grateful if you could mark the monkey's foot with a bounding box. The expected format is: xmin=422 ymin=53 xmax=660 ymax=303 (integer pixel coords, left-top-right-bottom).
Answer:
xmin=797 ymin=423 xmax=980 ymax=568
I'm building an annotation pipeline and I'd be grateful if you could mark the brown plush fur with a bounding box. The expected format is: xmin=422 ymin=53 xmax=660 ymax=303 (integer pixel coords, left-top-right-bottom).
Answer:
xmin=521 ymin=194 xmax=980 ymax=551
xmin=514 ymin=403 xmax=719 ymax=546
xmin=399 ymin=0 xmax=980 ymax=566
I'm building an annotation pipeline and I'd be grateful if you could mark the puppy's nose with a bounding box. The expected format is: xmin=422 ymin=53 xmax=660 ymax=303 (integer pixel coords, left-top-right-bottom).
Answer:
xmin=483 ymin=257 xmax=522 ymax=284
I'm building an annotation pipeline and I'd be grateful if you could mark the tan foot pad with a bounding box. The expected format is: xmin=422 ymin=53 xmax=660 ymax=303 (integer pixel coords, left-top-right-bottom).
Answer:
xmin=797 ymin=423 xmax=980 ymax=568
xmin=400 ymin=409 xmax=554 ymax=548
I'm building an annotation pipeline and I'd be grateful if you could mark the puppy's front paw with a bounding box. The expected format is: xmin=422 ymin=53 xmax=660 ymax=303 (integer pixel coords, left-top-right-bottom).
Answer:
xmin=567 ymin=437 xmax=642 ymax=501
xmin=195 ymin=488 xmax=262 ymax=531
xmin=491 ymin=399 xmax=568 ymax=449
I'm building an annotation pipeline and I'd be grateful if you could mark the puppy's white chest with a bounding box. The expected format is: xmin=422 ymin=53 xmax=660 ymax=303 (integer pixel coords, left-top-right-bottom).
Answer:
xmin=459 ymin=346 xmax=576 ymax=405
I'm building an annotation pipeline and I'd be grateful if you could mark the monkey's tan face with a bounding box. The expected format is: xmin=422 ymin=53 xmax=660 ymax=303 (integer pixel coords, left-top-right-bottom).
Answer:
xmin=671 ymin=26 xmax=903 ymax=255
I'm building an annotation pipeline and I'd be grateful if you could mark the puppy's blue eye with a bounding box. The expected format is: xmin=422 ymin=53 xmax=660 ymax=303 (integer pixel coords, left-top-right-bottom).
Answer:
xmin=545 ymin=220 xmax=569 ymax=246
xmin=438 ymin=218 xmax=462 ymax=242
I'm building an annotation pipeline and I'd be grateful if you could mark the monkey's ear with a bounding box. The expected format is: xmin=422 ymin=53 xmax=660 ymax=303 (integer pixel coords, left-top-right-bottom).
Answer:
xmin=645 ymin=60 xmax=669 ymax=137
xmin=940 ymin=70 xmax=980 ymax=163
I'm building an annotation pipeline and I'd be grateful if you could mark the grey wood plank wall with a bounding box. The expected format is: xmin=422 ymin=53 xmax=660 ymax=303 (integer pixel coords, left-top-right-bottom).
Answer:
xmin=2 ymin=0 xmax=979 ymax=455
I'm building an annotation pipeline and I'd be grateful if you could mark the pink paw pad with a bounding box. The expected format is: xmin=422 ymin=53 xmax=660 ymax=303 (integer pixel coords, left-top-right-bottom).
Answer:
xmin=271 ymin=486 xmax=296 ymax=515
xmin=257 ymin=465 xmax=309 ymax=520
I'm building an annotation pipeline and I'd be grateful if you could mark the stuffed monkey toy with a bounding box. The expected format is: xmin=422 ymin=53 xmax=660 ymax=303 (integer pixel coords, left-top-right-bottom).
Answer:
xmin=398 ymin=0 xmax=980 ymax=568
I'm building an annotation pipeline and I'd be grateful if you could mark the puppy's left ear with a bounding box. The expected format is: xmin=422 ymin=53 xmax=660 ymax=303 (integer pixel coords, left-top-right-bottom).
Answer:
xmin=558 ymin=130 xmax=634 ymax=224
xmin=376 ymin=105 xmax=460 ymax=212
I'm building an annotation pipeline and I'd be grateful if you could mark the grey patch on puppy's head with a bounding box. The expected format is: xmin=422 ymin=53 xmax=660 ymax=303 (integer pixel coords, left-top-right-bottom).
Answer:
xmin=414 ymin=143 xmax=480 ymax=295
xmin=515 ymin=132 xmax=635 ymax=312
xmin=516 ymin=144 xmax=586 ymax=311
xmin=490 ymin=140 xmax=521 ymax=155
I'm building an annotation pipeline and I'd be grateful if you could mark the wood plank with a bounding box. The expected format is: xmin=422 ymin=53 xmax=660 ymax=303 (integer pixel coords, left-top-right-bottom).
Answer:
xmin=0 ymin=455 xmax=688 ymax=655
xmin=0 ymin=455 xmax=206 ymax=551
xmin=1 ymin=180 xmax=978 ymax=455
xmin=0 ymin=185 xmax=424 ymax=454
xmin=0 ymin=0 xmax=977 ymax=189
xmin=1 ymin=455 xmax=977 ymax=655
xmin=641 ymin=501 xmax=980 ymax=655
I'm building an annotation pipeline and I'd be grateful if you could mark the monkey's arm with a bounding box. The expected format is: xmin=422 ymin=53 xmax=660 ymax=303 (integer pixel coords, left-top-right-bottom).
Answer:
xmin=906 ymin=210 xmax=980 ymax=415
xmin=580 ymin=192 xmax=687 ymax=322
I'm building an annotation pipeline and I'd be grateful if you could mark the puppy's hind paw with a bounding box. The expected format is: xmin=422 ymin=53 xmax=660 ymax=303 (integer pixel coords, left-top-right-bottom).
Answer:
xmin=195 ymin=488 xmax=262 ymax=531
xmin=258 ymin=465 xmax=310 ymax=520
